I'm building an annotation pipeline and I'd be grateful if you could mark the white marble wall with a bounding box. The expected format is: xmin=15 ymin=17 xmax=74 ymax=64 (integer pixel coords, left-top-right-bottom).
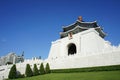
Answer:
xmin=0 ymin=58 xmax=43 ymax=80
xmin=48 ymin=29 xmax=107 ymax=59
xmin=47 ymin=28 xmax=120 ymax=69
xmin=47 ymin=48 xmax=120 ymax=69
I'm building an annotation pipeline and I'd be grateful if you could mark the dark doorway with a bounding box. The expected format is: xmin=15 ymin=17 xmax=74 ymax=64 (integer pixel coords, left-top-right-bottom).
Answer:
xmin=68 ymin=43 xmax=76 ymax=55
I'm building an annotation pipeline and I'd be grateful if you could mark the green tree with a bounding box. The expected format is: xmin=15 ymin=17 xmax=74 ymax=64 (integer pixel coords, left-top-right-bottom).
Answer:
xmin=25 ymin=64 xmax=33 ymax=77
xmin=45 ymin=63 xmax=51 ymax=73
xmin=40 ymin=63 xmax=45 ymax=75
xmin=33 ymin=64 xmax=39 ymax=76
xmin=8 ymin=64 xmax=17 ymax=79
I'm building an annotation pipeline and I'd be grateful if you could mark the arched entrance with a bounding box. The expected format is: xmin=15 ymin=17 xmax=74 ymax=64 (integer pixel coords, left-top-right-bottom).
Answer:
xmin=68 ymin=43 xmax=76 ymax=55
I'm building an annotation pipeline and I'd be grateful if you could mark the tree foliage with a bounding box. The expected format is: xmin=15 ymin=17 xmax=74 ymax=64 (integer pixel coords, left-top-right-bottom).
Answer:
xmin=8 ymin=64 xmax=17 ymax=79
xmin=40 ymin=63 xmax=45 ymax=75
xmin=33 ymin=64 xmax=39 ymax=76
xmin=25 ymin=64 xmax=33 ymax=77
xmin=45 ymin=63 xmax=51 ymax=73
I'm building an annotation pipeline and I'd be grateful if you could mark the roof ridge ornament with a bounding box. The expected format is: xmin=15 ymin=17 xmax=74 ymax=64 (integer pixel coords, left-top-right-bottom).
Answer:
xmin=78 ymin=16 xmax=83 ymax=22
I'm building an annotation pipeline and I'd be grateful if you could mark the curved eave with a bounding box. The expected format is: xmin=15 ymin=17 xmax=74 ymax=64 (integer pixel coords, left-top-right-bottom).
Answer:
xmin=60 ymin=26 xmax=92 ymax=35
xmin=77 ymin=20 xmax=97 ymax=24
xmin=95 ymin=27 xmax=106 ymax=38
xmin=62 ymin=22 xmax=76 ymax=29
xmin=60 ymin=26 xmax=106 ymax=38
xmin=63 ymin=21 xmax=99 ymax=32
xmin=63 ymin=20 xmax=98 ymax=29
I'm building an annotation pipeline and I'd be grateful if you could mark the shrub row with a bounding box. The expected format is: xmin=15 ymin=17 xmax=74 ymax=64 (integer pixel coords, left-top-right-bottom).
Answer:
xmin=8 ymin=63 xmax=51 ymax=79
xmin=51 ymin=65 xmax=120 ymax=73
xmin=25 ymin=63 xmax=51 ymax=77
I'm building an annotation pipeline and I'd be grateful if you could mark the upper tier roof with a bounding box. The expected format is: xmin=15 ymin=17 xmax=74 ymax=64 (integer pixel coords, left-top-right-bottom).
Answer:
xmin=63 ymin=20 xmax=98 ymax=32
xmin=60 ymin=19 xmax=106 ymax=38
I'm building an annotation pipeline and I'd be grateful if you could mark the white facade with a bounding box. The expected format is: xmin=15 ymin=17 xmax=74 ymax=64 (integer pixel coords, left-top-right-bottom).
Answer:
xmin=47 ymin=28 xmax=120 ymax=69
xmin=48 ymin=28 xmax=108 ymax=59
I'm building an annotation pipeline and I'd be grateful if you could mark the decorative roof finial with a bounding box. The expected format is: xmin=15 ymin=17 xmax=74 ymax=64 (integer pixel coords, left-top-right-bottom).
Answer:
xmin=78 ymin=16 xmax=83 ymax=22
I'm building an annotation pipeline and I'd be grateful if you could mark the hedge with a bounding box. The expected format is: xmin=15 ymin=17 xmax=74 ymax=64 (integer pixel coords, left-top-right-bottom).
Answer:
xmin=8 ymin=64 xmax=17 ymax=79
xmin=51 ymin=65 xmax=120 ymax=73
xmin=45 ymin=63 xmax=51 ymax=73
xmin=33 ymin=64 xmax=39 ymax=76
xmin=25 ymin=64 xmax=33 ymax=77
xmin=40 ymin=63 xmax=45 ymax=75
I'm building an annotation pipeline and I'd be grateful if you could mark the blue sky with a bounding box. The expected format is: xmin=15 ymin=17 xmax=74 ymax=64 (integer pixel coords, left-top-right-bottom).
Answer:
xmin=0 ymin=0 xmax=120 ymax=59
